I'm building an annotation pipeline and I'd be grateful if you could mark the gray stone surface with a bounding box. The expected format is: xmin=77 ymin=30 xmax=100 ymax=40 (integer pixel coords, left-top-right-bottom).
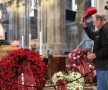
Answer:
xmin=43 ymin=80 xmax=97 ymax=90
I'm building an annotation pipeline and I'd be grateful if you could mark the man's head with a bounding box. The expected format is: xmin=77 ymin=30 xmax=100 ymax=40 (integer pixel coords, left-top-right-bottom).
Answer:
xmin=93 ymin=13 xmax=106 ymax=29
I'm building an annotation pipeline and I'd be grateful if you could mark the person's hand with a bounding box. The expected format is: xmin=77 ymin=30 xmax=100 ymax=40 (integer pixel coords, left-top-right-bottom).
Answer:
xmin=87 ymin=53 xmax=96 ymax=60
xmin=80 ymin=18 xmax=88 ymax=28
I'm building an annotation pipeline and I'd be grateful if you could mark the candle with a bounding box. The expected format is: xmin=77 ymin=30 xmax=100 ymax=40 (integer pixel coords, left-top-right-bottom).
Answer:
xmin=29 ymin=34 xmax=31 ymax=49
xmin=40 ymin=31 xmax=42 ymax=55
xmin=22 ymin=35 xmax=24 ymax=48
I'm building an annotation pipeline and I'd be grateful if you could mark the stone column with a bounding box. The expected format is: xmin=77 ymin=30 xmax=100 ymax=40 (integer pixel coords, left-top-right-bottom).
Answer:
xmin=0 ymin=5 xmax=5 ymax=40
xmin=7 ymin=1 xmax=17 ymax=41
xmin=38 ymin=0 xmax=66 ymax=55
xmin=19 ymin=0 xmax=31 ymax=48
xmin=52 ymin=0 xmax=66 ymax=55
xmin=24 ymin=0 xmax=31 ymax=48
xmin=19 ymin=0 xmax=25 ymax=47
xmin=5 ymin=0 xmax=22 ymax=42
xmin=96 ymin=0 xmax=108 ymax=18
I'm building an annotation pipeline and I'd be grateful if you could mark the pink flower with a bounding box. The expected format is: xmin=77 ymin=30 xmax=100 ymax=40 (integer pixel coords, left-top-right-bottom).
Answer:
xmin=93 ymin=70 xmax=96 ymax=75
xmin=73 ymin=57 xmax=77 ymax=60
xmin=72 ymin=53 xmax=76 ymax=57
xmin=89 ymin=64 xmax=93 ymax=69
xmin=77 ymin=55 xmax=80 ymax=59
xmin=77 ymin=66 xmax=80 ymax=69
xmin=66 ymin=64 xmax=70 ymax=68
xmin=77 ymin=51 xmax=81 ymax=54
xmin=72 ymin=64 xmax=77 ymax=67
xmin=68 ymin=53 xmax=72 ymax=59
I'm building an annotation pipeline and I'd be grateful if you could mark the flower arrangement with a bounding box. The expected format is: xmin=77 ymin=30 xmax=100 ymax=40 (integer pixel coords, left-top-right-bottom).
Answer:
xmin=0 ymin=48 xmax=48 ymax=90
xmin=52 ymin=71 xmax=84 ymax=90
xmin=66 ymin=48 xmax=96 ymax=83
xmin=51 ymin=48 xmax=96 ymax=90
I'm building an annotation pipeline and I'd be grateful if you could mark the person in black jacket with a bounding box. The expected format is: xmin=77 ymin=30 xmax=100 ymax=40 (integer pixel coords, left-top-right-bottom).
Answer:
xmin=81 ymin=13 xmax=108 ymax=90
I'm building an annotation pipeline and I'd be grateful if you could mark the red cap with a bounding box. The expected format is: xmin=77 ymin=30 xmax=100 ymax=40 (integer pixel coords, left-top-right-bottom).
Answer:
xmin=83 ymin=7 xmax=97 ymax=20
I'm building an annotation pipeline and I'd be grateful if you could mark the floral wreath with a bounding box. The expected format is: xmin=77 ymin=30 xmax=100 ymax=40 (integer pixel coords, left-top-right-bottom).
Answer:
xmin=52 ymin=71 xmax=84 ymax=90
xmin=0 ymin=48 xmax=48 ymax=90
xmin=66 ymin=48 xmax=96 ymax=83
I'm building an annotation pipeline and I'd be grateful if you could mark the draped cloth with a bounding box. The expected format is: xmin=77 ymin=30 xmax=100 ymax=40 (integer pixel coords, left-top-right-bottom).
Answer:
xmin=18 ymin=60 xmax=37 ymax=90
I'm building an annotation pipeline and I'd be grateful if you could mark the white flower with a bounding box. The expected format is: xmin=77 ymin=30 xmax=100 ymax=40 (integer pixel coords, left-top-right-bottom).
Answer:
xmin=52 ymin=71 xmax=64 ymax=85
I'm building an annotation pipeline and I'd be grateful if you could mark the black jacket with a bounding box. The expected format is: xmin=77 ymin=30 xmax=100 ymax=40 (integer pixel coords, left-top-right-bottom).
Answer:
xmin=84 ymin=22 xmax=108 ymax=69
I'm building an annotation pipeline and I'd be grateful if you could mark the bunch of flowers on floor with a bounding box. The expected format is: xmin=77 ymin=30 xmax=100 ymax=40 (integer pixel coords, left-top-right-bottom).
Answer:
xmin=0 ymin=48 xmax=48 ymax=90
xmin=66 ymin=48 xmax=96 ymax=83
xmin=52 ymin=71 xmax=84 ymax=90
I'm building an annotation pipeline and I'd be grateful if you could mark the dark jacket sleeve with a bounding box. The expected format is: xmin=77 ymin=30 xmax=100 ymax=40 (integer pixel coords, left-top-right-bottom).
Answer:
xmin=95 ymin=27 xmax=108 ymax=58
xmin=83 ymin=27 xmax=95 ymax=40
